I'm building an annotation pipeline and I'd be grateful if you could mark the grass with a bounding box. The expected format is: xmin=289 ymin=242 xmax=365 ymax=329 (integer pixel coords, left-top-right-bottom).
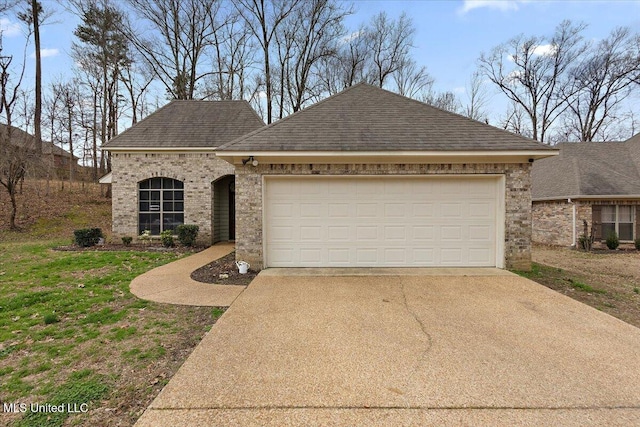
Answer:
xmin=515 ymin=263 xmax=606 ymax=294
xmin=0 ymin=239 xmax=224 ymax=426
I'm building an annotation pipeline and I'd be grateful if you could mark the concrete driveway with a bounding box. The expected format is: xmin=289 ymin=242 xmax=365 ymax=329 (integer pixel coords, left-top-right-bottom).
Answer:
xmin=136 ymin=270 xmax=640 ymax=426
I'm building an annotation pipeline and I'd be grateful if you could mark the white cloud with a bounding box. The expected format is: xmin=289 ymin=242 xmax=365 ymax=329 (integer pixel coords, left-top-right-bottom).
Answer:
xmin=532 ymin=44 xmax=556 ymax=56
xmin=31 ymin=48 xmax=60 ymax=59
xmin=458 ymin=0 xmax=530 ymax=14
xmin=0 ymin=18 xmax=21 ymax=37
xmin=453 ymin=86 xmax=466 ymax=94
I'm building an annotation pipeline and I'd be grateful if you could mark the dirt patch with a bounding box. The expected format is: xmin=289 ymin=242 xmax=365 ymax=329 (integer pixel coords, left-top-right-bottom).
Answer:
xmin=530 ymin=245 xmax=640 ymax=328
xmin=191 ymin=252 xmax=258 ymax=286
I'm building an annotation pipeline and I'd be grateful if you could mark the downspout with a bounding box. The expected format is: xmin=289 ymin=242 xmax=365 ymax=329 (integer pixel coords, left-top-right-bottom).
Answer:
xmin=568 ymin=198 xmax=576 ymax=247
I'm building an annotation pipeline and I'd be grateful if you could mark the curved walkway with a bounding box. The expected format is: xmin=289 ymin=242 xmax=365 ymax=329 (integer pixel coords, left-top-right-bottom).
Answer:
xmin=130 ymin=243 xmax=245 ymax=306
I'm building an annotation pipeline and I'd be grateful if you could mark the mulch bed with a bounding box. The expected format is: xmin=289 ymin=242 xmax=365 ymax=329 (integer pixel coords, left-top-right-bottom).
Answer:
xmin=53 ymin=243 xmax=204 ymax=255
xmin=191 ymin=252 xmax=258 ymax=286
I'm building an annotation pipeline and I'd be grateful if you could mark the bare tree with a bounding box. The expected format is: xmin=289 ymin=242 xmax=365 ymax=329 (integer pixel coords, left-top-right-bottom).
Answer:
xmin=366 ymin=11 xmax=414 ymax=88
xmin=125 ymin=0 xmax=222 ymax=100
xmin=565 ymin=27 xmax=640 ymax=141
xmin=0 ymin=35 xmax=30 ymax=229
xmin=393 ymin=56 xmax=434 ymax=99
xmin=233 ymin=0 xmax=300 ymax=124
xmin=463 ymin=70 xmax=490 ymax=122
xmin=478 ymin=20 xmax=587 ymax=142
xmin=425 ymin=90 xmax=461 ymax=113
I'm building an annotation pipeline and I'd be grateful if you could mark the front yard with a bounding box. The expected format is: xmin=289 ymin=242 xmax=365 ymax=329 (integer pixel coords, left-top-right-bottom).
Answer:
xmin=0 ymin=241 xmax=224 ymax=427
xmin=527 ymin=246 xmax=640 ymax=328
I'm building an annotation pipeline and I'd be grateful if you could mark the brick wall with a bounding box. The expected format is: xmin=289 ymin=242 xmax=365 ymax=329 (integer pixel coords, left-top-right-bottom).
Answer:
xmin=236 ymin=162 xmax=533 ymax=271
xmin=110 ymin=152 xmax=234 ymax=244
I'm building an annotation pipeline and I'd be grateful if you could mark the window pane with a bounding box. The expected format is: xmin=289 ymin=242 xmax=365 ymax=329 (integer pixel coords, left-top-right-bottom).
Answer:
xmin=150 ymin=191 xmax=160 ymax=201
xmin=174 ymin=202 xmax=184 ymax=212
xmin=139 ymin=213 xmax=160 ymax=235
xmin=151 ymin=178 xmax=162 ymax=189
xmin=163 ymin=201 xmax=174 ymax=211
xmin=139 ymin=180 xmax=150 ymax=189
xmin=619 ymin=223 xmax=633 ymax=241
xmin=602 ymin=223 xmax=616 ymax=239
xmin=163 ymin=178 xmax=174 ymax=189
xmin=601 ymin=206 xmax=616 ymax=223
xmin=140 ymin=191 xmax=150 ymax=201
xmin=164 ymin=191 xmax=174 ymax=201
xmin=139 ymin=202 xmax=149 ymax=212
xmin=619 ymin=206 xmax=633 ymax=223
xmin=174 ymin=180 xmax=184 ymax=189
xmin=174 ymin=191 xmax=184 ymax=201
xmin=163 ymin=213 xmax=184 ymax=232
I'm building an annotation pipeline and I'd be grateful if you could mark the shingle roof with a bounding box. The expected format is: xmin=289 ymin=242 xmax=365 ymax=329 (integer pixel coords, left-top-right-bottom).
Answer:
xmin=0 ymin=124 xmax=77 ymax=159
xmin=103 ymin=100 xmax=264 ymax=148
xmin=218 ymin=83 xmax=553 ymax=152
xmin=532 ymin=139 xmax=640 ymax=200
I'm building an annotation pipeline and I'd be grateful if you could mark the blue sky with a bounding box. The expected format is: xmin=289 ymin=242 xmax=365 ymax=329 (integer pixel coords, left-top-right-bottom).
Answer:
xmin=1 ymin=0 xmax=639 ymax=121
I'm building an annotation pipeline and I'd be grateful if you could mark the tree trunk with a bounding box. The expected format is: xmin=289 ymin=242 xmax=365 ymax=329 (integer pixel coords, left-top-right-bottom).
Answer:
xmin=33 ymin=0 xmax=43 ymax=156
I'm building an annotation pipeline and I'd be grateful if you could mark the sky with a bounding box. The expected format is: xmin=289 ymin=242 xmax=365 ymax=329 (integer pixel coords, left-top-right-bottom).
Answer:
xmin=1 ymin=0 xmax=639 ymax=125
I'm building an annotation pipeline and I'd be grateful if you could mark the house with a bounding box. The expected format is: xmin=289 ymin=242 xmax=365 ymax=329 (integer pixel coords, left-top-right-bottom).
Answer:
xmin=532 ymin=135 xmax=640 ymax=247
xmin=0 ymin=124 xmax=80 ymax=177
xmin=103 ymin=84 xmax=556 ymax=270
xmin=215 ymin=84 xmax=556 ymax=270
xmin=102 ymin=100 xmax=265 ymax=243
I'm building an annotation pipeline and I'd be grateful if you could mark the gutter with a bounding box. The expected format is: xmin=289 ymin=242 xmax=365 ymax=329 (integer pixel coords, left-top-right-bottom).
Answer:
xmin=568 ymin=198 xmax=576 ymax=247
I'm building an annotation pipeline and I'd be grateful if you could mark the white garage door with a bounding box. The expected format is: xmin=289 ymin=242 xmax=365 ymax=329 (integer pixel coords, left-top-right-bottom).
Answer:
xmin=264 ymin=176 xmax=503 ymax=268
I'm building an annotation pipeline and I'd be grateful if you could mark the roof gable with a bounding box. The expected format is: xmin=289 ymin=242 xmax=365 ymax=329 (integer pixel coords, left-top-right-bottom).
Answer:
xmin=103 ymin=100 xmax=265 ymax=149
xmin=218 ymin=83 xmax=553 ymax=152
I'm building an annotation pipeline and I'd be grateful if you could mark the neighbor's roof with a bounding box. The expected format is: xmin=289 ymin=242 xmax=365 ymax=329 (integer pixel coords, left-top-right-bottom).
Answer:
xmin=217 ymin=83 xmax=554 ymax=153
xmin=0 ymin=124 xmax=78 ymax=159
xmin=532 ymin=138 xmax=640 ymax=200
xmin=103 ymin=100 xmax=265 ymax=149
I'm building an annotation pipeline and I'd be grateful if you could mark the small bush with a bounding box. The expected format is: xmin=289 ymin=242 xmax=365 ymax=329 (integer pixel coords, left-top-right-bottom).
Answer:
xmin=635 ymin=238 xmax=640 ymax=251
xmin=160 ymin=230 xmax=175 ymax=247
xmin=176 ymin=224 xmax=199 ymax=247
xmin=121 ymin=236 xmax=133 ymax=246
xmin=605 ymin=231 xmax=619 ymax=250
xmin=74 ymin=228 xmax=103 ymax=247
xmin=43 ymin=313 xmax=59 ymax=325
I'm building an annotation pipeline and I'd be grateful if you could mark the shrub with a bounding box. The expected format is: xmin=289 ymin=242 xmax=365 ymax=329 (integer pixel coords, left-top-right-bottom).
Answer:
xmin=160 ymin=230 xmax=175 ymax=248
xmin=176 ymin=224 xmax=199 ymax=247
xmin=635 ymin=238 xmax=640 ymax=251
xmin=121 ymin=236 xmax=133 ymax=246
xmin=74 ymin=228 xmax=103 ymax=247
xmin=43 ymin=313 xmax=59 ymax=325
xmin=605 ymin=231 xmax=619 ymax=250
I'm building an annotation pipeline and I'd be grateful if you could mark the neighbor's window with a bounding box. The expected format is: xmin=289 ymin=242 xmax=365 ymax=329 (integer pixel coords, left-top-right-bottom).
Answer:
xmin=601 ymin=205 xmax=634 ymax=241
xmin=138 ymin=177 xmax=184 ymax=235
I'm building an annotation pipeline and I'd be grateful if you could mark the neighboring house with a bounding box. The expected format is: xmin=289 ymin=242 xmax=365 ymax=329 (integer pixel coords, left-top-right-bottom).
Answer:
xmin=0 ymin=124 xmax=79 ymax=177
xmin=215 ymin=84 xmax=556 ymax=270
xmin=532 ymin=135 xmax=640 ymax=247
xmin=102 ymin=100 xmax=265 ymax=243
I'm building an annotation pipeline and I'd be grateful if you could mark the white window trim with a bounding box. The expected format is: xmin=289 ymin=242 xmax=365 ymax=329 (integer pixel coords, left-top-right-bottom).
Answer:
xmin=601 ymin=205 xmax=636 ymax=242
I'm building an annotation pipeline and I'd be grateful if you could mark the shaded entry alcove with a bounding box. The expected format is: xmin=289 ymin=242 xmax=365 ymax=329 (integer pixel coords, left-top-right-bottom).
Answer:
xmin=212 ymin=175 xmax=235 ymax=243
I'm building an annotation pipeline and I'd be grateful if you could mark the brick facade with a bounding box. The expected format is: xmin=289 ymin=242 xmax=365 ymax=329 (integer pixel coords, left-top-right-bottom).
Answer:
xmin=533 ymin=199 xmax=640 ymax=247
xmin=236 ymin=162 xmax=533 ymax=271
xmin=110 ymin=152 xmax=234 ymax=244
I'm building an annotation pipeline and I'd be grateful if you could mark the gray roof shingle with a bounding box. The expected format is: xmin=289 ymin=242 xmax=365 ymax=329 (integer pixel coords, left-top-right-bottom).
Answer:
xmin=103 ymin=100 xmax=264 ymax=148
xmin=532 ymin=139 xmax=640 ymax=200
xmin=218 ymin=83 xmax=553 ymax=152
xmin=0 ymin=124 xmax=77 ymax=159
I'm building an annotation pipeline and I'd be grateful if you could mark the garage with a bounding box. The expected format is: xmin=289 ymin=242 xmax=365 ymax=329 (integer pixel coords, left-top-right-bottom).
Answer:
xmin=264 ymin=176 xmax=505 ymax=268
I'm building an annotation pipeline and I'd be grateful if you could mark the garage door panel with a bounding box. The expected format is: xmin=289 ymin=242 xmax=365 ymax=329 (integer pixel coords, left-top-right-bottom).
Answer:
xmin=265 ymin=177 xmax=499 ymax=267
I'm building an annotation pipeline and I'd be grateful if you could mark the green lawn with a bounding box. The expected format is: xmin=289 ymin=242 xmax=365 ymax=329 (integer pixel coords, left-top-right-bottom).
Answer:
xmin=0 ymin=240 xmax=220 ymax=427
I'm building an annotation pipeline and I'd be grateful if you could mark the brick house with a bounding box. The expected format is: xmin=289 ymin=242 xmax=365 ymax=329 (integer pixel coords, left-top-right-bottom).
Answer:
xmin=532 ymin=135 xmax=640 ymax=247
xmin=104 ymin=84 xmax=556 ymax=270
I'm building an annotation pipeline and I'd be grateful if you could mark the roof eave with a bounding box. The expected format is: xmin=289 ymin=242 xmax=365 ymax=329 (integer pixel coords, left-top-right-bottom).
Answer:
xmin=102 ymin=146 xmax=218 ymax=152
xmin=216 ymin=150 xmax=558 ymax=165
xmin=533 ymin=195 xmax=640 ymax=202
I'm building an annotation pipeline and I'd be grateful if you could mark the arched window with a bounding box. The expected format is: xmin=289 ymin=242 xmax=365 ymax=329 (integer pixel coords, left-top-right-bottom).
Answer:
xmin=139 ymin=177 xmax=184 ymax=235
